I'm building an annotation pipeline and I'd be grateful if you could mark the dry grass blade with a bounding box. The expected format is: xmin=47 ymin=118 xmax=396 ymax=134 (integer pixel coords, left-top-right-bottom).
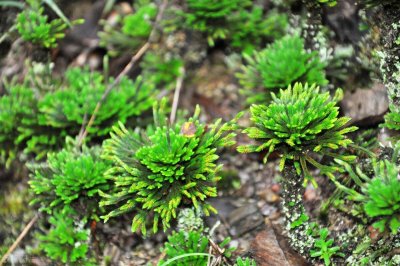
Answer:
xmin=0 ymin=214 xmax=38 ymax=266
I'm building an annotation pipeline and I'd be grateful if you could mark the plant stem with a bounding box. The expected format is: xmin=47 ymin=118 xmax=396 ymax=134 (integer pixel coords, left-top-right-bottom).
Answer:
xmin=281 ymin=164 xmax=314 ymax=256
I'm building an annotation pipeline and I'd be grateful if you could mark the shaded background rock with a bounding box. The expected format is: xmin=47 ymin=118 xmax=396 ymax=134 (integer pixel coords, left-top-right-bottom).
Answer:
xmin=340 ymin=83 xmax=388 ymax=126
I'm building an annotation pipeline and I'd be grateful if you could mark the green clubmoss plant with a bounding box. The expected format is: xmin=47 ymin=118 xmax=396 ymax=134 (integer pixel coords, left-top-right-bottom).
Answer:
xmin=310 ymin=228 xmax=344 ymax=266
xmin=334 ymin=158 xmax=400 ymax=234
xmin=235 ymin=257 xmax=257 ymax=266
xmin=29 ymin=138 xmax=110 ymax=217
xmin=0 ymin=84 xmax=39 ymax=166
xmin=100 ymin=102 xmax=241 ymax=235
xmin=230 ymin=8 xmax=288 ymax=53
xmin=16 ymin=0 xmax=82 ymax=48
xmin=237 ymin=82 xmax=357 ymax=258
xmin=158 ymin=230 xmax=210 ymax=266
xmin=382 ymin=64 xmax=400 ymax=131
xmin=236 ymin=35 xmax=327 ymax=104
xmin=99 ymin=0 xmax=157 ymax=56
xmin=37 ymin=206 xmax=94 ymax=265
xmin=0 ymin=66 xmax=156 ymax=162
xmin=178 ymin=0 xmax=251 ymax=46
xmin=140 ymin=51 xmax=184 ymax=90
xmin=158 ymin=208 xmax=236 ymax=266
xmin=238 ymin=82 xmax=357 ymax=186
xmin=38 ymin=67 xmax=155 ymax=139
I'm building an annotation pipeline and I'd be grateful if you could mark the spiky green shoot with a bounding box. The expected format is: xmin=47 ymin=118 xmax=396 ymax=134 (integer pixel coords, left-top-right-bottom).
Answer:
xmin=236 ymin=35 xmax=327 ymax=104
xmin=238 ymin=83 xmax=357 ymax=186
xmin=334 ymin=158 xmax=400 ymax=234
xmin=29 ymin=138 xmax=110 ymax=217
xmin=100 ymin=104 xmax=240 ymax=235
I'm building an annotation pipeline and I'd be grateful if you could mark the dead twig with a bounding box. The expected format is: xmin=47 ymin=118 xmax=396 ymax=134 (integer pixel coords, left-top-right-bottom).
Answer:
xmin=77 ymin=0 xmax=169 ymax=146
xmin=169 ymin=67 xmax=185 ymax=124
xmin=0 ymin=214 xmax=39 ymax=266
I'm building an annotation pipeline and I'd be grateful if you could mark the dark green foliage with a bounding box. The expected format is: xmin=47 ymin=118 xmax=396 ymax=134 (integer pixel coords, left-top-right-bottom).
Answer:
xmin=0 ymin=84 xmax=39 ymax=166
xmin=230 ymin=8 xmax=288 ymax=53
xmin=37 ymin=207 xmax=93 ymax=265
xmin=235 ymin=257 xmax=257 ymax=266
xmin=100 ymin=103 xmax=240 ymax=234
xmin=179 ymin=0 xmax=251 ymax=46
xmin=140 ymin=51 xmax=184 ymax=90
xmin=238 ymin=83 xmax=357 ymax=185
xmin=334 ymin=158 xmax=400 ymax=234
xmin=99 ymin=0 xmax=157 ymax=56
xmin=158 ymin=231 xmax=209 ymax=266
xmin=363 ymin=0 xmax=400 ymax=7
xmin=29 ymin=138 xmax=110 ymax=217
xmin=353 ymin=129 xmax=379 ymax=156
xmin=38 ymin=67 xmax=155 ymax=138
xmin=0 ymin=66 xmax=155 ymax=162
xmin=310 ymin=228 xmax=344 ymax=265
xmin=236 ymin=35 xmax=327 ymax=104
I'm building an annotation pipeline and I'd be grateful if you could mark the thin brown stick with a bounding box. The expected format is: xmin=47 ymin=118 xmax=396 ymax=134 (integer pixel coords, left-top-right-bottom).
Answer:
xmin=0 ymin=214 xmax=38 ymax=266
xmin=169 ymin=67 xmax=185 ymax=124
xmin=77 ymin=0 xmax=169 ymax=146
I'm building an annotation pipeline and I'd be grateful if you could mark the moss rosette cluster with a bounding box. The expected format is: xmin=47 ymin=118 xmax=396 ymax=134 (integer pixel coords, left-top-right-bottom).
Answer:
xmin=29 ymin=139 xmax=110 ymax=216
xmin=237 ymin=35 xmax=327 ymax=104
xmin=238 ymin=82 xmax=357 ymax=185
xmin=100 ymin=106 xmax=239 ymax=235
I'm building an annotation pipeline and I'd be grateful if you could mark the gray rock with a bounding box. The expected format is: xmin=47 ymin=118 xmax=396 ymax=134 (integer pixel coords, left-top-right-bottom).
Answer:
xmin=340 ymin=83 xmax=388 ymax=126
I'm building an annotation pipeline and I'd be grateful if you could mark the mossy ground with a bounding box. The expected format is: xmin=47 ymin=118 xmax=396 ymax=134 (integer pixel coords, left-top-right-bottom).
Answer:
xmin=0 ymin=0 xmax=397 ymax=265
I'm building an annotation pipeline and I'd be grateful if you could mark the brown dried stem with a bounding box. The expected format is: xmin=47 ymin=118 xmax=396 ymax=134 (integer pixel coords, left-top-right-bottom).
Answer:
xmin=0 ymin=214 xmax=38 ymax=266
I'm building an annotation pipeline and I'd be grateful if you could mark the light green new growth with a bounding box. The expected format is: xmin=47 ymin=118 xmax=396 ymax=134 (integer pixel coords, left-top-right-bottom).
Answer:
xmin=310 ymin=228 xmax=344 ymax=265
xmin=100 ymin=102 xmax=241 ymax=235
xmin=317 ymin=0 xmax=337 ymax=7
xmin=238 ymin=83 xmax=357 ymax=185
xmin=16 ymin=0 xmax=82 ymax=48
xmin=177 ymin=207 xmax=205 ymax=233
